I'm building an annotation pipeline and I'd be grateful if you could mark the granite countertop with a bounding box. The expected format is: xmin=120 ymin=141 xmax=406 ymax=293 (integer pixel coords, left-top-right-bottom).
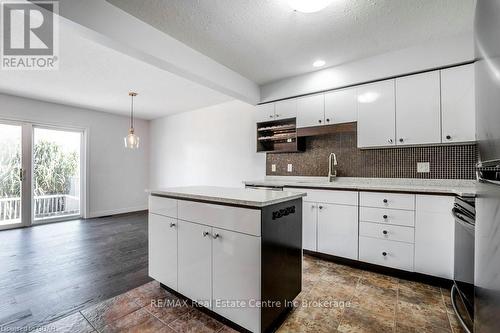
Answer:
xmin=149 ymin=186 xmax=306 ymax=208
xmin=244 ymin=177 xmax=477 ymax=197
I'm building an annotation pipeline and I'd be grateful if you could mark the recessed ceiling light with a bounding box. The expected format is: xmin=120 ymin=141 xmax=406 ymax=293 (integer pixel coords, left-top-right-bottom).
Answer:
xmin=287 ymin=0 xmax=334 ymax=13
xmin=313 ymin=59 xmax=326 ymax=68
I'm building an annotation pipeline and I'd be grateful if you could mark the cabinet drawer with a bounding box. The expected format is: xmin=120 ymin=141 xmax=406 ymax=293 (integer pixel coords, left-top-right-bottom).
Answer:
xmin=292 ymin=188 xmax=358 ymax=206
xmin=360 ymin=207 xmax=415 ymax=227
xmin=359 ymin=222 xmax=414 ymax=244
xmin=178 ymin=200 xmax=261 ymax=236
xmin=360 ymin=192 xmax=415 ymax=210
xmin=149 ymin=196 xmax=178 ymax=218
xmin=359 ymin=236 xmax=414 ymax=271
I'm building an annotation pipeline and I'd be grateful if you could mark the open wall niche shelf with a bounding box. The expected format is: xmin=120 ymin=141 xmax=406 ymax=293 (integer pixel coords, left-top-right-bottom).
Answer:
xmin=256 ymin=118 xmax=305 ymax=153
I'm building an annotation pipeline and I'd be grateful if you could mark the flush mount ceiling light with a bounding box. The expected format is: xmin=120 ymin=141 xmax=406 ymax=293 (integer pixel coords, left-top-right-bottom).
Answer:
xmin=287 ymin=0 xmax=334 ymax=13
xmin=124 ymin=92 xmax=140 ymax=149
xmin=313 ymin=59 xmax=326 ymax=68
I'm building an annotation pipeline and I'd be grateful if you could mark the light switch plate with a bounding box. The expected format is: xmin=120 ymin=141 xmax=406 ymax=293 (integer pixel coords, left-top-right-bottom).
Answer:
xmin=417 ymin=162 xmax=430 ymax=173
xmin=287 ymin=164 xmax=293 ymax=172
xmin=271 ymin=164 xmax=276 ymax=172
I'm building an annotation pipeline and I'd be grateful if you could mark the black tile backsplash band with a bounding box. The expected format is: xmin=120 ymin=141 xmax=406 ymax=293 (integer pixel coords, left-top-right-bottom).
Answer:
xmin=266 ymin=130 xmax=477 ymax=179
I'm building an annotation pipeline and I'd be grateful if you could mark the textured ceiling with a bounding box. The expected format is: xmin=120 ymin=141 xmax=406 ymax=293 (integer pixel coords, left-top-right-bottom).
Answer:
xmin=0 ymin=25 xmax=231 ymax=120
xmin=106 ymin=0 xmax=475 ymax=84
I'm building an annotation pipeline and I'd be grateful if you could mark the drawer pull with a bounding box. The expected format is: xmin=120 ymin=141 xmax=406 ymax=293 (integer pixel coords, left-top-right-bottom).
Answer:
xmin=382 ymin=230 xmax=388 ymax=235
xmin=382 ymin=251 xmax=388 ymax=256
xmin=203 ymin=231 xmax=210 ymax=237
xmin=383 ymin=199 xmax=388 ymax=204
xmin=383 ymin=215 xmax=388 ymax=219
xmin=318 ymin=205 xmax=324 ymax=210
xmin=212 ymin=233 xmax=220 ymax=239
xmin=169 ymin=222 xmax=176 ymax=228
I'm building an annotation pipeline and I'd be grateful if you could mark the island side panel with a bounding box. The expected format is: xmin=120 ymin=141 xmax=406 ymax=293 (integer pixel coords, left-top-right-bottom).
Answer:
xmin=260 ymin=198 xmax=303 ymax=333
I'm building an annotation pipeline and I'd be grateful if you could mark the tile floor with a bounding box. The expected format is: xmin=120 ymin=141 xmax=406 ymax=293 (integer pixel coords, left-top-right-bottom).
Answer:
xmin=31 ymin=255 xmax=465 ymax=333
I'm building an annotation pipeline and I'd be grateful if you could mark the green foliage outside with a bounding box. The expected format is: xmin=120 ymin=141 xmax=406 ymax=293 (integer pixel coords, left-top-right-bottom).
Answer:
xmin=0 ymin=140 xmax=78 ymax=198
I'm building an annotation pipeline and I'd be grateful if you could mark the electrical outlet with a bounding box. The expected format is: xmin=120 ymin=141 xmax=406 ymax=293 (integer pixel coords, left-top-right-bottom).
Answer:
xmin=287 ymin=164 xmax=293 ymax=172
xmin=271 ymin=164 xmax=276 ymax=172
xmin=417 ymin=162 xmax=430 ymax=173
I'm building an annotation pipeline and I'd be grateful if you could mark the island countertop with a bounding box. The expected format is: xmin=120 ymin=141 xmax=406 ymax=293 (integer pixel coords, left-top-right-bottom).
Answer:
xmin=149 ymin=186 xmax=306 ymax=208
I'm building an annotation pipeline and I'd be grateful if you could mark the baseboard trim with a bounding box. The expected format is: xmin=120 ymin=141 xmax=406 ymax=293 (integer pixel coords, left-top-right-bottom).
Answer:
xmin=304 ymin=250 xmax=453 ymax=288
xmin=89 ymin=205 xmax=148 ymax=219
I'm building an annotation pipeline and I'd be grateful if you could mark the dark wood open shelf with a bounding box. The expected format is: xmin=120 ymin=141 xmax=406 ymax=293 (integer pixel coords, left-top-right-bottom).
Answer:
xmin=257 ymin=118 xmax=305 ymax=153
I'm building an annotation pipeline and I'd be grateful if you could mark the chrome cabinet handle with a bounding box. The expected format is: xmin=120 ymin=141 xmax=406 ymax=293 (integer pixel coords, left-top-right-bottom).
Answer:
xmin=382 ymin=230 xmax=388 ymax=235
xmin=388 ymin=138 xmax=393 ymax=144
xmin=318 ymin=205 xmax=323 ymax=209
xmin=383 ymin=199 xmax=388 ymax=204
xmin=212 ymin=233 xmax=220 ymax=239
xmin=399 ymin=138 xmax=404 ymax=143
xmin=446 ymin=135 xmax=452 ymax=140
xmin=169 ymin=222 xmax=176 ymax=228
xmin=382 ymin=251 xmax=388 ymax=256
xmin=203 ymin=231 xmax=210 ymax=237
xmin=383 ymin=215 xmax=388 ymax=219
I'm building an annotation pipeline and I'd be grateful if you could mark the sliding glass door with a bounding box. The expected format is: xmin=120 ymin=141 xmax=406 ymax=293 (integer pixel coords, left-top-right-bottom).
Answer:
xmin=0 ymin=122 xmax=24 ymax=229
xmin=33 ymin=127 xmax=83 ymax=224
xmin=0 ymin=121 xmax=84 ymax=230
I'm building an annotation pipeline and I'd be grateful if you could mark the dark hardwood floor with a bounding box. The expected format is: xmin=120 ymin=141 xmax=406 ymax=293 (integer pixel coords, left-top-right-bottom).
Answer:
xmin=0 ymin=211 xmax=151 ymax=331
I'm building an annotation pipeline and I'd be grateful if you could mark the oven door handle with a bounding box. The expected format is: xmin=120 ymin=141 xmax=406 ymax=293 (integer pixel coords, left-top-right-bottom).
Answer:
xmin=452 ymin=208 xmax=475 ymax=231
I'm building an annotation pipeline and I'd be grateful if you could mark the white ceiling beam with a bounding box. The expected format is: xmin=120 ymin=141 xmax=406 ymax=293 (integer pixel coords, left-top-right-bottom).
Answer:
xmin=55 ymin=0 xmax=260 ymax=104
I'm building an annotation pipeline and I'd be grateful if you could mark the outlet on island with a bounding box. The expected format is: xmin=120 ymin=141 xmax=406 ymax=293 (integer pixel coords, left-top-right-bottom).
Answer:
xmin=287 ymin=164 xmax=293 ymax=172
xmin=417 ymin=162 xmax=430 ymax=173
xmin=271 ymin=164 xmax=276 ymax=172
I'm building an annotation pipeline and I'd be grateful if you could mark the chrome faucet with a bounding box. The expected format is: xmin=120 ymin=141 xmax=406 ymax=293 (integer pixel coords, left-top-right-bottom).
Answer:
xmin=328 ymin=153 xmax=338 ymax=182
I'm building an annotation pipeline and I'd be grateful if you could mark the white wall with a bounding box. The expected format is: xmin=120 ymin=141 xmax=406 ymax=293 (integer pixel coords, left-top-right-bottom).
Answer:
xmin=150 ymin=100 xmax=265 ymax=188
xmin=0 ymin=93 xmax=150 ymax=218
xmin=261 ymin=33 xmax=474 ymax=102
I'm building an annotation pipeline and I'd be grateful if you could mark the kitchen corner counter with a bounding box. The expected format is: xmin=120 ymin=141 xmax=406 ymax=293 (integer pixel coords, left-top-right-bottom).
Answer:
xmin=149 ymin=186 xmax=306 ymax=208
xmin=244 ymin=177 xmax=477 ymax=197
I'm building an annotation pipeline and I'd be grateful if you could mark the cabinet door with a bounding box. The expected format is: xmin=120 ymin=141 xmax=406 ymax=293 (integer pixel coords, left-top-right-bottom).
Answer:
xmin=441 ymin=64 xmax=476 ymax=143
xmin=275 ymin=99 xmax=297 ymax=120
xmin=256 ymin=103 xmax=275 ymax=123
xmin=149 ymin=214 xmax=178 ymax=290
xmin=212 ymin=228 xmax=261 ymax=332
xmin=178 ymin=220 xmax=212 ymax=307
xmin=317 ymin=203 xmax=358 ymax=260
xmin=415 ymin=195 xmax=454 ymax=279
xmin=325 ymin=88 xmax=357 ymax=125
xmin=395 ymin=71 xmax=441 ymax=145
xmin=357 ymin=80 xmax=396 ymax=148
xmin=303 ymin=202 xmax=318 ymax=251
xmin=297 ymin=94 xmax=325 ymax=128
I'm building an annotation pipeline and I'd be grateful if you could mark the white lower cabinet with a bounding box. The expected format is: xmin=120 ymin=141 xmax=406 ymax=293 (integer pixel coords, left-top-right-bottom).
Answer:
xmin=415 ymin=195 xmax=455 ymax=279
xmin=148 ymin=213 xmax=178 ymax=290
xmin=302 ymin=202 xmax=318 ymax=251
xmin=178 ymin=220 xmax=212 ymax=306
xmin=212 ymin=228 xmax=261 ymax=332
xmin=359 ymin=236 xmax=414 ymax=271
xmin=317 ymin=203 xmax=359 ymax=260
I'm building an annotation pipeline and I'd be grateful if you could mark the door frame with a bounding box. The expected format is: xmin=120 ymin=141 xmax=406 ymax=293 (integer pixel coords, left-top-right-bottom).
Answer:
xmin=0 ymin=116 xmax=89 ymax=230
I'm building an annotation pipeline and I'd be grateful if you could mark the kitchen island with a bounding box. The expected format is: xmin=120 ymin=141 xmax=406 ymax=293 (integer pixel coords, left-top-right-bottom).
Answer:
xmin=148 ymin=186 xmax=306 ymax=333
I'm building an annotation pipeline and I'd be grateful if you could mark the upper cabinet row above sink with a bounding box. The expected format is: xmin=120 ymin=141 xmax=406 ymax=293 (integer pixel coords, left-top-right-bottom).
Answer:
xmin=255 ymin=63 xmax=476 ymax=149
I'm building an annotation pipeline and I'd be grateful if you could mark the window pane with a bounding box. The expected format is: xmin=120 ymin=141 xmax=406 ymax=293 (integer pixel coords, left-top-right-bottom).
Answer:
xmin=0 ymin=123 xmax=22 ymax=226
xmin=33 ymin=128 xmax=81 ymax=222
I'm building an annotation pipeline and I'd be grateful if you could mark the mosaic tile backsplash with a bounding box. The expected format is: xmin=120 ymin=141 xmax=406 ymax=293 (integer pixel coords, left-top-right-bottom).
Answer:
xmin=266 ymin=130 xmax=478 ymax=179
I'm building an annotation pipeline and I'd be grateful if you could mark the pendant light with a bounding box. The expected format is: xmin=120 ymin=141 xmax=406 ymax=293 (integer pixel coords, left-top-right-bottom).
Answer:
xmin=124 ymin=92 xmax=140 ymax=149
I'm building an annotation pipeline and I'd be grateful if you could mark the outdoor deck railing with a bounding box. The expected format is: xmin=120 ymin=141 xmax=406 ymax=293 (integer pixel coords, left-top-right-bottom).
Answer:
xmin=0 ymin=194 xmax=79 ymax=221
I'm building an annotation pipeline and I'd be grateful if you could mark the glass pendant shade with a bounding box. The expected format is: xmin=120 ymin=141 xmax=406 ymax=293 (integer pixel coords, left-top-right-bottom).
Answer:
xmin=124 ymin=128 xmax=140 ymax=149
xmin=124 ymin=92 xmax=140 ymax=149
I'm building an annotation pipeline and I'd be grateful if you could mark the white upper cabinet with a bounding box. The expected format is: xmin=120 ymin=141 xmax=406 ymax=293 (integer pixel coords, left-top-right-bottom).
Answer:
xmin=441 ymin=64 xmax=476 ymax=143
xmin=255 ymin=103 xmax=275 ymax=123
xmin=275 ymin=99 xmax=297 ymax=120
xmin=395 ymin=71 xmax=441 ymax=145
xmin=325 ymin=88 xmax=357 ymax=124
xmin=297 ymin=94 xmax=325 ymax=128
xmin=357 ymin=80 xmax=396 ymax=148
